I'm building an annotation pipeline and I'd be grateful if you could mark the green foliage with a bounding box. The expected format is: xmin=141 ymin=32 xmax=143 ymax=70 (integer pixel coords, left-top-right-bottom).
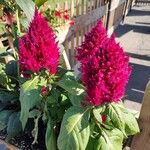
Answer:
xmin=0 ymin=90 xmax=18 ymax=103
xmin=16 ymin=0 xmax=35 ymax=23
xmin=116 ymin=103 xmax=140 ymax=135
xmin=45 ymin=118 xmax=56 ymax=150
xmin=7 ymin=112 xmax=22 ymax=140
xmin=0 ymin=110 xmax=12 ymax=131
xmin=0 ymin=1 xmax=139 ymax=148
xmin=56 ymin=71 xmax=85 ymax=106
xmin=57 ymin=106 xmax=90 ymax=150
xmin=106 ymin=103 xmax=126 ymax=136
xmin=34 ymin=0 xmax=47 ymax=7
xmin=20 ymin=76 xmax=41 ymax=129
xmin=95 ymin=128 xmax=124 ymax=150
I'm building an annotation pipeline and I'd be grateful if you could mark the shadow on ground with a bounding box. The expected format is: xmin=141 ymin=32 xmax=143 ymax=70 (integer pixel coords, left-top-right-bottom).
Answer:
xmin=115 ymin=24 xmax=150 ymax=37
xmin=115 ymin=6 xmax=150 ymax=37
xmin=115 ymin=6 xmax=150 ymax=106
xmin=126 ymin=7 xmax=150 ymax=17
xmin=125 ymin=63 xmax=150 ymax=103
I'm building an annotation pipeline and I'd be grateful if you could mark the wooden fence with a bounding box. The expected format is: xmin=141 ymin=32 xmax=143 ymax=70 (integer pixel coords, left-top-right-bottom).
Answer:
xmin=0 ymin=0 xmax=134 ymax=68
xmin=52 ymin=0 xmax=134 ymax=68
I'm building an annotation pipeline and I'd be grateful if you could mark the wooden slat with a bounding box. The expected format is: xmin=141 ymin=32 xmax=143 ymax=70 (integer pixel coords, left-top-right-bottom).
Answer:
xmin=70 ymin=0 xmax=75 ymax=17
xmin=70 ymin=33 xmax=75 ymax=66
xmin=64 ymin=5 xmax=106 ymax=40
xmin=86 ymin=0 xmax=89 ymax=12
xmin=81 ymin=0 xmax=84 ymax=15
xmin=51 ymin=0 xmax=107 ymax=68
xmin=131 ymin=81 xmax=150 ymax=150
xmin=90 ymin=0 xmax=93 ymax=11
xmin=63 ymin=40 xmax=71 ymax=69
xmin=76 ymin=0 xmax=80 ymax=16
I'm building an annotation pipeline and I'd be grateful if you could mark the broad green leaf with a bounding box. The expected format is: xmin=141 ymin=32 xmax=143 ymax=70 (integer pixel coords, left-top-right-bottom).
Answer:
xmin=57 ymin=106 xmax=90 ymax=150
xmin=68 ymin=91 xmax=85 ymax=106
xmin=45 ymin=119 xmax=56 ymax=150
xmin=0 ymin=110 xmax=12 ymax=131
xmin=57 ymin=72 xmax=85 ymax=106
xmin=20 ymin=76 xmax=40 ymax=129
xmin=122 ymin=111 xmax=139 ymax=136
xmin=116 ymin=104 xmax=139 ymax=136
xmin=7 ymin=112 xmax=22 ymax=140
xmin=56 ymin=72 xmax=84 ymax=96
xmin=107 ymin=103 xmax=125 ymax=136
xmin=86 ymin=136 xmax=96 ymax=150
xmin=16 ymin=0 xmax=35 ymax=23
xmin=95 ymin=128 xmax=124 ymax=150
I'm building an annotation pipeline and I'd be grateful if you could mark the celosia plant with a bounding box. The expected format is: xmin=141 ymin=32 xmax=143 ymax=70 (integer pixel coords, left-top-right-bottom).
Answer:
xmin=57 ymin=21 xmax=139 ymax=150
xmin=77 ymin=21 xmax=131 ymax=106
xmin=19 ymin=9 xmax=59 ymax=76
xmin=0 ymin=2 xmax=139 ymax=149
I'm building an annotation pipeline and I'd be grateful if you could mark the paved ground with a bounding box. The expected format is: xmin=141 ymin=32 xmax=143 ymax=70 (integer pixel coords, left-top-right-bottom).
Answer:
xmin=115 ymin=5 xmax=150 ymax=111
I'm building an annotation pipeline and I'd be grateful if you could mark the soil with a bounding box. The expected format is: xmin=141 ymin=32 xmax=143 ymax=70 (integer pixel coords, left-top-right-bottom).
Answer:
xmin=0 ymin=126 xmax=46 ymax=150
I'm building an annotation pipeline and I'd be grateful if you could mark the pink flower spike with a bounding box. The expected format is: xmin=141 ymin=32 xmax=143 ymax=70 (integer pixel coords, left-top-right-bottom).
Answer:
xmin=19 ymin=9 xmax=59 ymax=77
xmin=77 ymin=20 xmax=131 ymax=106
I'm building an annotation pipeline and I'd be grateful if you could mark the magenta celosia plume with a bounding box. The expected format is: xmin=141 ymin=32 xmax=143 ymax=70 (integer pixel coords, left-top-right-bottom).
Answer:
xmin=19 ymin=9 xmax=59 ymax=76
xmin=77 ymin=21 xmax=131 ymax=106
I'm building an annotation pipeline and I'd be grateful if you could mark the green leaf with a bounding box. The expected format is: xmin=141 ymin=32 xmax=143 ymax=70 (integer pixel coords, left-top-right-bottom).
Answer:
xmin=68 ymin=91 xmax=85 ymax=106
xmin=16 ymin=0 xmax=35 ymax=23
xmin=56 ymin=71 xmax=84 ymax=95
xmin=0 ymin=110 xmax=12 ymax=131
xmin=7 ymin=112 xmax=22 ymax=140
xmin=56 ymin=72 xmax=85 ymax=104
xmin=45 ymin=119 xmax=56 ymax=150
xmin=57 ymin=106 xmax=90 ymax=150
xmin=107 ymin=103 xmax=125 ymax=136
xmin=35 ymin=0 xmax=47 ymax=7
xmin=116 ymin=104 xmax=139 ymax=136
xmin=20 ymin=76 xmax=41 ymax=129
xmin=95 ymin=128 xmax=124 ymax=150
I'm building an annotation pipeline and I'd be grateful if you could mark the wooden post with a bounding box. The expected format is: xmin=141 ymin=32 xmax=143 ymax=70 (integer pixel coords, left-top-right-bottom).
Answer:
xmin=131 ymin=81 xmax=150 ymax=150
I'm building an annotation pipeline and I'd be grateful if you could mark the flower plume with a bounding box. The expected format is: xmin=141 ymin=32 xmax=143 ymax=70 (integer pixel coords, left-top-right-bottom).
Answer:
xmin=77 ymin=21 xmax=131 ymax=106
xmin=19 ymin=9 xmax=59 ymax=76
